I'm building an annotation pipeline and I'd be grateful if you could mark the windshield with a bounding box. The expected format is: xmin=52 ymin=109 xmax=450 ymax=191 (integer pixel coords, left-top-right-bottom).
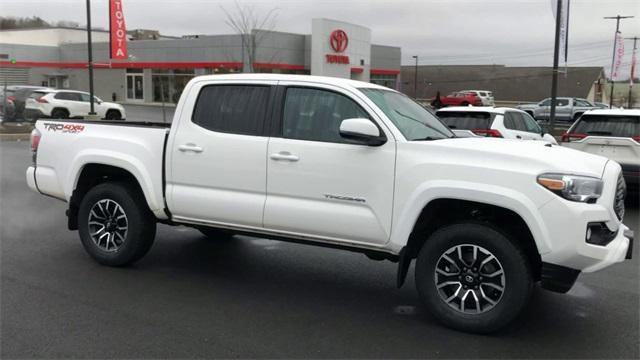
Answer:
xmin=360 ymin=88 xmax=454 ymax=140
xmin=437 ymin=111 xmax=493 ymax=130
xmin=572 ymin=114 xmax=639 ymax=138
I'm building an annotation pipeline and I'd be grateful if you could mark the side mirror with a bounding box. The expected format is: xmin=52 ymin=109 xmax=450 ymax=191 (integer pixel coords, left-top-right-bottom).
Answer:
xmin=339 ymin=118 xmax=386 ymax=146
xmin=542 ymin=133 xmax=558 ymax=145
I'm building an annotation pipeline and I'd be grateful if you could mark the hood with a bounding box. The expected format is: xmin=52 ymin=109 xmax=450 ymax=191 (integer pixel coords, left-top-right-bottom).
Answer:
xmin=102 ymin=101 xmax=123 ymax=109
xmin=423 ymin=137 xmax=608 ymax=178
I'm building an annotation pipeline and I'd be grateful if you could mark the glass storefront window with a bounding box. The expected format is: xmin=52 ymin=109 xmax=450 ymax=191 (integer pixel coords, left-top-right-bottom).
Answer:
xmin=370 ymin=74 xmax=397 ymax=89
xmin=151 ymin=68 xmax=196 ymax=103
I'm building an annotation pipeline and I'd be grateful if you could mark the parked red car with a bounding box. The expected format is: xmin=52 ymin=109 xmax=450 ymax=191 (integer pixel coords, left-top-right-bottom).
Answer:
xmin=431 ymin=91 xmax=483 ymax=108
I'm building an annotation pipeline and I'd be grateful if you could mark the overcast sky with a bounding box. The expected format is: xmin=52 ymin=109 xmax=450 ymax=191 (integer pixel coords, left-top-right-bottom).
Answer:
xmin=1 ymin=0 xmax=639 ymax=76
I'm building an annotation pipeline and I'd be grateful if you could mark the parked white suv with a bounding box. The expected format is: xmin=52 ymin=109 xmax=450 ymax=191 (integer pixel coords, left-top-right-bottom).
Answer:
xmin=436 ymin=106 xmax=557 ymax=144
xmin=26 ymin=74 xmax=632 ymax=333
xmin=561 ymin=109 xmax=639 ymax=190
xmin=26 ymin=89 xmax=126 ymax=120
xmin=461 ymin=90 xmax=495 ymax=106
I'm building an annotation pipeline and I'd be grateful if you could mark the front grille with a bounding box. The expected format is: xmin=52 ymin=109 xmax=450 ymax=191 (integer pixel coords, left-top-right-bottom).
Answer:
xmin=614 ymin=174 xmax=626 ymax=221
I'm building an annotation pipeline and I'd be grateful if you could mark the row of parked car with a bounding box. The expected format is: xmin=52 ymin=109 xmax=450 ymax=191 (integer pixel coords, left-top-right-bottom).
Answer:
xmin=431 ymin=90 xmax=496 ymax=108
xmin=429 ymin=90 xmax=611 ymax=122
xmin=0 ymin=85 xmax=125 ymax=122
xmin=433 ymin=105 xmax=639 ymax=189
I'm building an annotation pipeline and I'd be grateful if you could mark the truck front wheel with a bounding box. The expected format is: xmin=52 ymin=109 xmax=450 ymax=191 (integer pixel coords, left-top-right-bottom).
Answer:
xmin=78 ymin=182 xmax=156 ymax=266
xmin=415 ymin=222 xmax=533 ymax=333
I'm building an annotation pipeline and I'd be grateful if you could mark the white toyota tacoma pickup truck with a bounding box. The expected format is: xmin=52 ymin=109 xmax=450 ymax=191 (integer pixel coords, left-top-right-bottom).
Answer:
xmin=26 ymin=74 xmax=633 ymax=333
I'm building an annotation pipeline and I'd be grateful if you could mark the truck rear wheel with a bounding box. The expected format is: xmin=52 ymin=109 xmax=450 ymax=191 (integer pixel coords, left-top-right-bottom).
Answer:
xmin=78 ymin=182 xmax=156 ymax=266
xmin=415 ymin=222 xmax=533 ymax=333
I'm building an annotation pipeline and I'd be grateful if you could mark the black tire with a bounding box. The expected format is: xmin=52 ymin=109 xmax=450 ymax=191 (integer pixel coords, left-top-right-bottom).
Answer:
xmin=51 ymin=108 xmax=69 ymax=119
xmin=460 ymin=101 xmax=469 ymax=106
xmin=105 ymin=109 xmax=122 ymax=120
xmin=78 ymin=182 xmax=156 ymax=266
xmin=197 ymin=226 xmax=234 ymax=241
xmin=415 ymin=222 xmax=533 ymax=333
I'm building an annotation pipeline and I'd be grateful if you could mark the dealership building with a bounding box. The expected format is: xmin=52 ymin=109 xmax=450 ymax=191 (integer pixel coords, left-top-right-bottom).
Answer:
xmin=0 ymin=18 xmax=402 ymax=104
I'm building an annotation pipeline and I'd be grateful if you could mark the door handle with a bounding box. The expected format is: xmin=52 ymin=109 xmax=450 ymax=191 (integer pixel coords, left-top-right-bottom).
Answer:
xmin=178 ymin=144 xmax=203 ymax=153
xmin=270 ymin=152 xmax=299 ymax=162
xmin=516 ymin=135 xmax=522 ymax=139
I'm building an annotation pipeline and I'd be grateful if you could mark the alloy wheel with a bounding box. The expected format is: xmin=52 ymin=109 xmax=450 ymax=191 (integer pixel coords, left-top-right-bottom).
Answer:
xmin=87 ymin=199 xmax=128 ymax=252
xmin=434 ymin=244 xmax=506 ymax=314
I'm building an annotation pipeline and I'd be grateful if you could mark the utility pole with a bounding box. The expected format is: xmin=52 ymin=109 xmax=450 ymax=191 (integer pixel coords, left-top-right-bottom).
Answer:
xmin=86 ymin=0 xmax=96 ymax=115
xmin=604 ymin=15 xmax=633 ymax=108
xmin=412 ymin=55 xmax=418 ymax=100
xmin=549 ymin=0 xmax=563 ymax=133
xmin=625 ymin=36 xmax=638 ymax=109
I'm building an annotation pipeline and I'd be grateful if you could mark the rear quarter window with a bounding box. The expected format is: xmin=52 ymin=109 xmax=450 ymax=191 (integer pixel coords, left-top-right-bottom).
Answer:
xmin=572 ymin=115 xmax=639 ymax=138
xmin=436 ymin=111 xmax=494 ymax=130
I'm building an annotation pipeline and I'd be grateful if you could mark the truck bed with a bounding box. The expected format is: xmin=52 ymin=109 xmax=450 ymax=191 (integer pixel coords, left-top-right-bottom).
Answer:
xmin=29 ymin=119 xmax=171 ymax=219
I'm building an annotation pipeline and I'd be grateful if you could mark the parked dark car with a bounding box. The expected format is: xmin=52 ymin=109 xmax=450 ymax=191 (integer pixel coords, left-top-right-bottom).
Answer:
xmin=7 ymin=86 xmax=52 ymax=121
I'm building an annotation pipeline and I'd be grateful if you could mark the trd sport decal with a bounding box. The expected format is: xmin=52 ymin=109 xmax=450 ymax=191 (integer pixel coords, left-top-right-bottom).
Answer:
xmin=43 ymin=123 xmax=85 ymax=134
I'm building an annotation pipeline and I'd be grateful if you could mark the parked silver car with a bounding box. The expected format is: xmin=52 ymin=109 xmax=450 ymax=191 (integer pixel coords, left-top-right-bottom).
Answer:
xmin=517 ymin=97 xmax=599 ymax=122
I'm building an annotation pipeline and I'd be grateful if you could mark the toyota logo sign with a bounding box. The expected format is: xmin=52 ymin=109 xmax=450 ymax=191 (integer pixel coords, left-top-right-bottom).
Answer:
xmin=329 ymin=30 xmax=348 ymax=53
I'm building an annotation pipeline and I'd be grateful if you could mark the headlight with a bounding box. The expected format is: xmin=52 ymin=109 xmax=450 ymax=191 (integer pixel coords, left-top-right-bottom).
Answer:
xmin=537 ymin=173 xmax=603 ymax=202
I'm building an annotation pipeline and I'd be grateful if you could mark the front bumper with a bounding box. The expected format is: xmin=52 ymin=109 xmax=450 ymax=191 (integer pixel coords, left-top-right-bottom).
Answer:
xmin=538 ymin=162 xmax=632 ymax=274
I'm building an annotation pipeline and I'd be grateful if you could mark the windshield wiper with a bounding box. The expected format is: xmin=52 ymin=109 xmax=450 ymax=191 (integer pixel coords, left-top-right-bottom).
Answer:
xmin=413 ymin=136 xmax=445 ymax=141
xmin=393 ymin=110 xmax=454 ymax=139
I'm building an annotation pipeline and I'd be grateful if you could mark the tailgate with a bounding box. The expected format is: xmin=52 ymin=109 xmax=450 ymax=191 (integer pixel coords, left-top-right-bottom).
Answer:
xmin=564 ymin=136 xmax=640 ymax=165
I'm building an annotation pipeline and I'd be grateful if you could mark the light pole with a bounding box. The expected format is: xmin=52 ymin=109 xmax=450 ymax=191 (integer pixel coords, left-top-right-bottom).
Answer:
xmin=604 ymin=15 xmax=634 ymax=108
xmin=86 ymin=0 xmax=96 ymax=115
xmin=412 ymin=55 xmax=418 ymax=100
xmin=549 ymin=0 xmax=562 ymax=133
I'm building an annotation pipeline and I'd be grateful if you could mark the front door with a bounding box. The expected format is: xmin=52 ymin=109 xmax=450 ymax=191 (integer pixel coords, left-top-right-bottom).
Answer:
xmin=263 ymin=84 xmax=396 ymax=246
xmin=167 ymin=81 xmax=276 ymax=228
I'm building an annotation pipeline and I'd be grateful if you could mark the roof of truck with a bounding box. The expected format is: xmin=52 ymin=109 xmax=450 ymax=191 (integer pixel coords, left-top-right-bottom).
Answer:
xmin=190 ymin=73 xmax=392 ymax=91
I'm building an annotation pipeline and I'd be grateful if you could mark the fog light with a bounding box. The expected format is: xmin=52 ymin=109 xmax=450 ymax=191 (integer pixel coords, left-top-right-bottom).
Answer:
xmin=586 ymin=222 xmax=617 ymax=246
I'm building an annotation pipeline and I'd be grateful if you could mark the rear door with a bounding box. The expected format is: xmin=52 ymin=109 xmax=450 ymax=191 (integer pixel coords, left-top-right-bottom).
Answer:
xmin=167 ymin=80 xmax=276 ymax=228
xmin=564 ymin=114 xmax=640 ymax=166
xmin=263 ymin=83 xmax=396 ymax=246
xmin=502 ymin=111 xmax=529 ymax=139
xmin=555 ymin=98 xmax=572 ymax=121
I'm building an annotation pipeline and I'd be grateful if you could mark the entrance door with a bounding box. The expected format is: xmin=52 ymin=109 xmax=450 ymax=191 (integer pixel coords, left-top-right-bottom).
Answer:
xmin=126 ymin=74 xmax=144 ymax=101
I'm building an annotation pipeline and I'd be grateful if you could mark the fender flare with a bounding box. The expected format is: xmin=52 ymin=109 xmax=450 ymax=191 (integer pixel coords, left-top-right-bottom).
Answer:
xmin=389 ymin=180 xmax=552 ymax=255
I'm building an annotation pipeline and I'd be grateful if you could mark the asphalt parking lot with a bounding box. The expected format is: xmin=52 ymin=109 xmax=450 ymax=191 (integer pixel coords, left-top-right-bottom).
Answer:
xmin=1 ymin=139 xmax=638 ymax=358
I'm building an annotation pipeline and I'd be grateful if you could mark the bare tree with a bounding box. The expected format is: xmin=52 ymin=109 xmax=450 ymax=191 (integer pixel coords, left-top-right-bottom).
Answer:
xmin=221 ymin=2 xmax=279 ymax=73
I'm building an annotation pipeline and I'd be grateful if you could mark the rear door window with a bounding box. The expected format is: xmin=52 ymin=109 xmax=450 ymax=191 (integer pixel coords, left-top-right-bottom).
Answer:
xmin=521 ymin=112 xmax=542 ymax=133
xmin=192 ymin=85 xmax=271 ymax=136
xmin=572 ymin=115 xmax=639 ymax=138
xmin=437 ymin=111 xmax=493 ymax=130
xmin=55 ymin=92 xmax=80 ymax=101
